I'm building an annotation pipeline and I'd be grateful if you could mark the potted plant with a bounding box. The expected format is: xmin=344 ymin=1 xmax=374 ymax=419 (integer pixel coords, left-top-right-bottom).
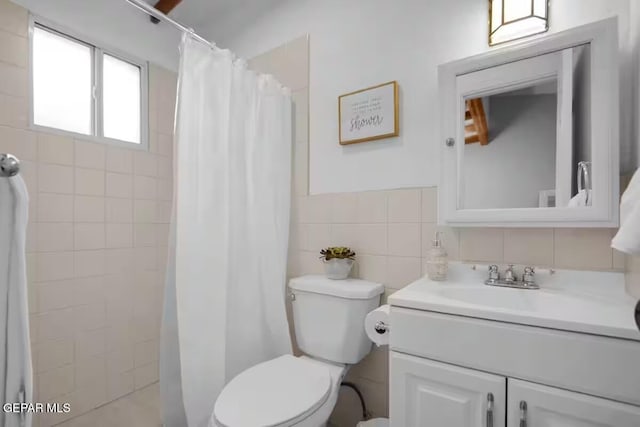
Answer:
xmin=319 ymin=247 xmax=356 ymax=280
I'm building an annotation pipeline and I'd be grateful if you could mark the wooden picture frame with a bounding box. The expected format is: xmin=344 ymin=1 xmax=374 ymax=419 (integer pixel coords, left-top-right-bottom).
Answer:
xmin=338 ymin=81 xmax=399 ymax=145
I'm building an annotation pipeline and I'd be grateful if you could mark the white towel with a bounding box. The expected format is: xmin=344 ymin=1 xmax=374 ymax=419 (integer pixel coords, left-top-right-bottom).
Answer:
xmin=568 ymin=189 xmax=592 ymax=207
xmin=612 ymin=169 xmax=640 ymax=254
xmin=0 ymin=176 xmax=32 ymax=427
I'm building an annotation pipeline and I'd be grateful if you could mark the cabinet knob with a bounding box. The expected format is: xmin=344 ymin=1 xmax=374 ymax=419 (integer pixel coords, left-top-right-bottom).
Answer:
xmin=519 ymin=400 xmax=528 ymax=427
xmin=486 ymin=393 xmax=494 ymax=427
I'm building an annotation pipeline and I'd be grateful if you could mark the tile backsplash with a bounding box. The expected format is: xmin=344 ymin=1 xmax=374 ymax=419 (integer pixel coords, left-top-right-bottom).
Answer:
xmin=626 ymin=256 xmax=640 ymax=298
xmin=0 ymin=2 xmax=175 ymax=424
xmin=290 ymin=190 xmax=623 ymax=283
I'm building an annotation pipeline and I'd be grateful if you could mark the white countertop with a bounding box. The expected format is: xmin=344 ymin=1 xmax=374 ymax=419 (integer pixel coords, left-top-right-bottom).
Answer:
xmin=388 ymin=263 xmax=640 ymax=341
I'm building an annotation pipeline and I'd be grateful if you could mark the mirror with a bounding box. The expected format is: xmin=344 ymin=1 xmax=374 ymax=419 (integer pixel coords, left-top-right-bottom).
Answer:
xmin=439 ymin=18 xmax=619 ymax=227
xmin=460 ymin=45 xmax=590 ymax=210
xmin=463 ymin=78 xmax=559 ymax=209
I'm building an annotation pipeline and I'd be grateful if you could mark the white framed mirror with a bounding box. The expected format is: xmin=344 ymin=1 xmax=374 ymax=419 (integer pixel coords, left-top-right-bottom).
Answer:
xmin=439 ymin=18 xmax=619 ymax=228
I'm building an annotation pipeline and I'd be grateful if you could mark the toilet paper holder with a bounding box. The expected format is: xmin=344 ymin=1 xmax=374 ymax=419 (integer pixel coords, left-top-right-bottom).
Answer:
xmin=374 ymin=321 xmax=389 ymax=334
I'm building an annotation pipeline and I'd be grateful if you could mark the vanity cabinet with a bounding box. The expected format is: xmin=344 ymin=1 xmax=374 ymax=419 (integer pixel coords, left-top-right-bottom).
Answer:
xmin=390 ymin=353 xmax=505 ymax=427
xmin=507 ymin=379 xmax=640 ymax=427
xmin=387 ymin=266 xmax=640 ymax=426
xmin=390 ymin=352 xmax=640 ymax=427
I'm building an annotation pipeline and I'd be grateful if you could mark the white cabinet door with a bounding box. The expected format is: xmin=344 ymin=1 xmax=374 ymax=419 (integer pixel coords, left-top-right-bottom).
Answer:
xmin=507 ymin=378 xmax=640 ymax=427
xmin=390 ymin=352 xmax=505 ymax=427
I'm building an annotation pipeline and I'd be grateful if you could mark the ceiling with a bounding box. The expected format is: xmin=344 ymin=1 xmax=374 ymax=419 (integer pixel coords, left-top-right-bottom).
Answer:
xmin=141 ymin=0 xmax=281 ymax=31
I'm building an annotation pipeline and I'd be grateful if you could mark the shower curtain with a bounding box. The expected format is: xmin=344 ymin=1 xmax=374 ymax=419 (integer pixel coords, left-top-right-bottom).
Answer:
xmin=0 ymin=176 xmax=32 ymax=427
xmin=161 ymin=34 xmax=293 ymax=427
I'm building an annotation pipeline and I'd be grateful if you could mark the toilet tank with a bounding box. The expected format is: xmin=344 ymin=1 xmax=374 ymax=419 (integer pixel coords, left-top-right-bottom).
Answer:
xmin=289 ymin=276 xmax=384 ymax=365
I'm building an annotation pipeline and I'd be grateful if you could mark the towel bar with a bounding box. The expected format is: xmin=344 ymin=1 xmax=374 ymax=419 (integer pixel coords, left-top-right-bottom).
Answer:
xmin=0 ymin=153 xmax=20 ymax=177
xmin=577 ymin=161 xmax=591 ymax=206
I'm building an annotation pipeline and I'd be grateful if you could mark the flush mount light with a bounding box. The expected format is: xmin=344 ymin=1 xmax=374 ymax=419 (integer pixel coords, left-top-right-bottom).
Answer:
xmin=489 ymin=0 xmax=549 ymax=46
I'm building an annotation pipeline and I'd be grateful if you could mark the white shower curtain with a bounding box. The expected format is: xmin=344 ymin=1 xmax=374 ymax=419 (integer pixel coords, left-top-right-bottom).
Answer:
xmin=161 ymin=34 xmax=293 ymax=427
xmin=0 ymin=175 xmax=32 ymax=427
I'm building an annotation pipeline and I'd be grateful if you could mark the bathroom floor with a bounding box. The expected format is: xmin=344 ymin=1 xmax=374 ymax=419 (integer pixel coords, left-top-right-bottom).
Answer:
xmin=50 ymin=383 xmax=352 ymax=427
xmin=54 ymin=383 xmax=161 ymax=427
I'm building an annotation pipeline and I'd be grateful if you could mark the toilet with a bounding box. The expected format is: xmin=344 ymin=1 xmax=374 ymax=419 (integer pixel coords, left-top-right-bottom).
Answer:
xmin=210 ymin=275 xmax=384 ymax=427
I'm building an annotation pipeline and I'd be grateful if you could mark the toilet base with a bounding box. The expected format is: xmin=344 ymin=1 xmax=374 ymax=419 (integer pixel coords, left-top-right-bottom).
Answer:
xmin=357 ymin=418 xmax=389 ymax=427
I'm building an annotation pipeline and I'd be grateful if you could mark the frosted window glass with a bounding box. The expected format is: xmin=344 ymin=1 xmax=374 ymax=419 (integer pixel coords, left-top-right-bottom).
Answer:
xmin=33 ymin=27 xmax=92 ymax=135
xmin=491 ymin=0 xmax=503 ymax=32
xmin=491 ymin=16 xmax=548 ymax=45
xmin=103 ymin=54 xmax=141 ymax=144
xmin=533 ymin=0 xmax=547 ymax=17
xmin=504 ymin=0 xmax=531 ymax=22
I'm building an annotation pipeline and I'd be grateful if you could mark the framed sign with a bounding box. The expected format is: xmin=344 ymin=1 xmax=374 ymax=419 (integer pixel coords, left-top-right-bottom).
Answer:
xmin=338 ymin=81 xmax=399 ymax=145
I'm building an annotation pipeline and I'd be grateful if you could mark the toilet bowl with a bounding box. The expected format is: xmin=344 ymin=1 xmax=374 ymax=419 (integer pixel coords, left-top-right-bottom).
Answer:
xmin=210 ymin=355 xmax=346 ymax=427
xmin=210 ymin=276 xmax=384 ymax=427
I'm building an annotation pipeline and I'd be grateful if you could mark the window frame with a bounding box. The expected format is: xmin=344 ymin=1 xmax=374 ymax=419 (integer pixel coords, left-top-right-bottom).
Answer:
xmin=28 ymin=15 xmax=149 ymax=151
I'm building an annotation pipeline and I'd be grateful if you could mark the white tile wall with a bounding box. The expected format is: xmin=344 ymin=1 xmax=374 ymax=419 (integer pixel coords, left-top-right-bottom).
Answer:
xmin=38 ymin=134 xmax=74 ymax=165
xmin=74 ymin=196 xmax=105 ymax=223
xmin=626 ymin=256 xmax=640 ymax=298
xmin=0 ymin=2 xmax=176 ymax=424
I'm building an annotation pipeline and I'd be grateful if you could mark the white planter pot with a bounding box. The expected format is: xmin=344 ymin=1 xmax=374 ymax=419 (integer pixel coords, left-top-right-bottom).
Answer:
xmin=324 ymin=258 xmax=354 ymax=280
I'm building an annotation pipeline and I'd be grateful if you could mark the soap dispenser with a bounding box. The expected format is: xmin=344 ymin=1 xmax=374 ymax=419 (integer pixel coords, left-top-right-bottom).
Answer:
xmin=426 ymin=232 xmax=448 ymax=281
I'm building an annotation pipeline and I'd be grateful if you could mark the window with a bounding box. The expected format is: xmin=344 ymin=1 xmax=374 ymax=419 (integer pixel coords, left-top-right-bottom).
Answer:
xmin=30 ymin=20 xmax=148 ymax=147
xmin=103 ymin=54 xmax=142 ymax=143
xmin=32 ymin=26 xmax=92 ymax=135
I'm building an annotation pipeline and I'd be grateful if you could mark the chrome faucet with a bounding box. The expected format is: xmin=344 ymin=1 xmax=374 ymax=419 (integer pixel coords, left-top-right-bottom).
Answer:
xmin=522 ymin=266 xmax=536 ymax=287
xmin=504 ymin=264 xmax=517 ymax=282
xmin=486 ymin=265 xmax=500 ymax=285
xmin=484 ymin=265 xmax=539 ymax=289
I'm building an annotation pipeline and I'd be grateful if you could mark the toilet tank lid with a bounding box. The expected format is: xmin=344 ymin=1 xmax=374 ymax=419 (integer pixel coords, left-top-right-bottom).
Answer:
xmin=289 ymin=275 xmax=384 ymax=299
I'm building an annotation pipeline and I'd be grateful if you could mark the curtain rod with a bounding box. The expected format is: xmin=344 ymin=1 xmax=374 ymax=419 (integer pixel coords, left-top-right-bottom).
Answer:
xmin=125 ymin=0 xmax=216 ymax=49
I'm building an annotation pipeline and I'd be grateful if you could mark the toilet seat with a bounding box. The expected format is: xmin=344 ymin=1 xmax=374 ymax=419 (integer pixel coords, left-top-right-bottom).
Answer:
xmin=213 ymin=355 xmax=332 ymax=427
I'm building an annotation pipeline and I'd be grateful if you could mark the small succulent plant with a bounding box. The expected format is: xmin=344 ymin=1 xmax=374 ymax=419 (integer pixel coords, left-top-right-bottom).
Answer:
xmin=319 ymin=247 xmax=356 ymax=261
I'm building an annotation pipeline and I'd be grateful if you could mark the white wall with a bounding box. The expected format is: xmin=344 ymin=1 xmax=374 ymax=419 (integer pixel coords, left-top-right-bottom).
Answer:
xmin=11 ymin=0 xmax=181 ymax=69
xmin=207 ymin=0 xmax=634 ymax=194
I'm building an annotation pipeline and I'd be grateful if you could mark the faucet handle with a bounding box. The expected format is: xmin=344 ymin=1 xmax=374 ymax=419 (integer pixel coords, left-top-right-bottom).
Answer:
xmin=488 ymin=265 xmax=499 ymax=280
xmin=504 ymin=264 xmax=516 ymax=282
xmin=523 ymin=266 xmax=535 ymax=285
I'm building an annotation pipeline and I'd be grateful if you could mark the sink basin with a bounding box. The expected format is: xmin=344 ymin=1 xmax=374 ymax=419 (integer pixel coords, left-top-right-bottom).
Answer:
xmin=388 ymin=263 xmax=640 ymax=341
xmin=435 ymin=287 xmax=535 ymax=311
xmin=433 ymin=286 xmax=619 ymax=314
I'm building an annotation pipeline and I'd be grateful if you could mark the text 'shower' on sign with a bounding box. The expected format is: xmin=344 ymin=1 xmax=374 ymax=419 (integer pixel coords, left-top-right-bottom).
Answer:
xmin=338 ymin=81 xmax=399 ymax=145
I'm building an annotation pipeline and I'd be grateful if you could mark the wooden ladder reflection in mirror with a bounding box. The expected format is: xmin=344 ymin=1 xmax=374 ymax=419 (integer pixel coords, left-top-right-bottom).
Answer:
xmin=465 ymin=98 xmax=488 ymax=145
